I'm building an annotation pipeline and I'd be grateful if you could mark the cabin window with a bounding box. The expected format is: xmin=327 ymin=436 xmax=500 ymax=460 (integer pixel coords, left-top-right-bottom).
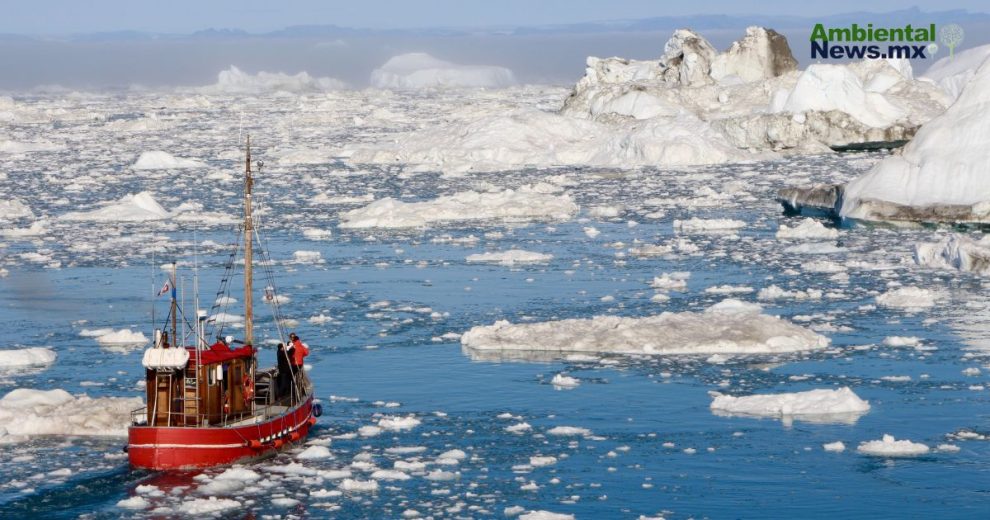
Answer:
xmin=208 ymin=365 xmax=216 ymax=386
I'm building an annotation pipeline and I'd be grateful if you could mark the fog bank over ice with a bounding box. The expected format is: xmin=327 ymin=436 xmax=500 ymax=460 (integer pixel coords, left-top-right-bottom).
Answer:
xmin=4 ymin=9 xmax=989 ymax=90
xmin=370 ymin=53 xmax=515 ymax=89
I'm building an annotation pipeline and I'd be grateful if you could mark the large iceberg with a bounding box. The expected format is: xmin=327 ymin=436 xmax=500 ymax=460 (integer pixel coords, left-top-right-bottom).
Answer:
xmin=841 ymin=54 xmax=990 ymax=223
xmin=198 ymin=66 xmax=346 ymax=94
xmin=461 ymin=299 xmax=829 ymax=358
xmin=562 ymin=27 xmax=946 ymax=152
xmin=370 ymin=53 xmax=516 ymax=89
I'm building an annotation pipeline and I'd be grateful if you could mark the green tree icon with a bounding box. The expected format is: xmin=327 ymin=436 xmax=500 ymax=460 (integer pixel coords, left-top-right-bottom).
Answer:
xmin=939 ymin=24 xmax=964 ymax=58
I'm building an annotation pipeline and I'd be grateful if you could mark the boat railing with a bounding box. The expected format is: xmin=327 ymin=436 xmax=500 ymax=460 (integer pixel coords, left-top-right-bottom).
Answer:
xmin=130 ymin=406 xmax=148 ymax=426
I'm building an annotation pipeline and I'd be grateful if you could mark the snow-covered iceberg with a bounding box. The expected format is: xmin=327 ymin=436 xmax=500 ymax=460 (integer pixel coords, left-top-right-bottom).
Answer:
xmin=710 ymin=387 xmax=870 ymax=424
xmin=370 ymin=53 xmax=516 ymax=89
xmin=338 ymin=184 xmax=578 ymax=229
xmin=562 ymin=27 xmax=946 ymax=152
xmin=461 ymin=299 xmax=828 ymax=358
xmin=198 ymin=66 xmax=346 ymax=94
xmin=841 ymin=54 xmax=990 ymax=223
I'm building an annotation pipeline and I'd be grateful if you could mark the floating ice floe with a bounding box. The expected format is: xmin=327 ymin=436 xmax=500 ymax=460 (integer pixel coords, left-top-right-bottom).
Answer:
xmin=461 ymin=299 xmax=828 ymax=358
xmin=914 ymin=234 xmax=990 ymax=274
xmin=674 ymin=218 xmax=746 ymax=233
xmin=371 ymin=53 xmax=516 ymax=89
xmin=856 ymin=434 xmax=930 ymax=457
xmin=841 ymin=55 xmax=990 ymax=223
xmin=550 ymin=374 xmax=580 ymax=389
xmin=95 ymin=329 xmax=148 ymax=347
xmin=339 ymin=184 xmax=578 ymax=229
xmin=519 ymin=511 xmax=575 ymax=520
xmin=0 ymin=388 xmax=143 ymax=440
xmin=195 ymin=467 xmax=261 ymax=496
xmin=0 ymin=347 xmax=56 ymax=370
xmin=710 ymin=387 xmax=870 ymax=424
xmin=876 ymin=287 xmax=936 ymax=309
xmin=0 ymin=198 xmax=34 ymax=220
xmin=132 ymin=151 xmax=205 ymax=170
xmin=466 ymin=250 xmax=553 ymax=266
xmin=775 ymin=219 xmax=839 ymax=240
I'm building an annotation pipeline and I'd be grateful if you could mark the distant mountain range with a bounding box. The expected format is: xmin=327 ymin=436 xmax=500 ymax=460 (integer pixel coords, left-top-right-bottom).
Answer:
xmin=6 ymin=7 xmax=989 ymax=42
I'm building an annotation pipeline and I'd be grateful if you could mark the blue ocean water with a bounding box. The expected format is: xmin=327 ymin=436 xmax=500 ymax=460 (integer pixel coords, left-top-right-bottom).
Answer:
xmin=0 ymin=91 xmax=987 ymax=519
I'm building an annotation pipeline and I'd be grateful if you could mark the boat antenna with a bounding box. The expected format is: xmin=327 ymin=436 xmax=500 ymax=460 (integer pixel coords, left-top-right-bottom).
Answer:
xmin=243 ymin=135 xmax=254 ymax=347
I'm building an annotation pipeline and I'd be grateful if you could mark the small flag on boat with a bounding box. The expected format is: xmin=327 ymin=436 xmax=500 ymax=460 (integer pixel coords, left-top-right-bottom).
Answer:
xmin=156 ymin=280 xmax=171 ymax=297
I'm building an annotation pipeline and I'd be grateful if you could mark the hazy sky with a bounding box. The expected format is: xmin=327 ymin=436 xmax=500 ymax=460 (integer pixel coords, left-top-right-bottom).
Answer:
xmin=5 ymin=0 xmax=989 ymax=34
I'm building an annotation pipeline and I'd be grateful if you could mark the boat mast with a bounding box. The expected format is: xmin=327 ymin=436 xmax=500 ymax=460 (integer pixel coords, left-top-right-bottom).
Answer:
xmin=170 ymin=262 xmax=177 ymax=347
xmin=244 ymin=136 xmax=254 ymax=347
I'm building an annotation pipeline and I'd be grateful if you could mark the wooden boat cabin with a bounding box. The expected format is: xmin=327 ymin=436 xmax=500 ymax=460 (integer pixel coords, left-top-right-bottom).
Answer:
xmin=142 ymin=339 xmax=257 ymax=427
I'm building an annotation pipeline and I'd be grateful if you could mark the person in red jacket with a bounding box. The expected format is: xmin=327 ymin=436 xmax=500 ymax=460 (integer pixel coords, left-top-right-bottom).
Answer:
xmin=287 ymin=332 xmax=309 ymax=370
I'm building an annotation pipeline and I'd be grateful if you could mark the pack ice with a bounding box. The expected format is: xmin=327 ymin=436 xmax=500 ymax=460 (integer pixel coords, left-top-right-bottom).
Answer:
xmin=348 ymin=26 xmax=947 ymax=175
xmin=0 ymin=388 xmax=143 ymax=440
xmin=461 ymin=299 xmax=828 ymax=357
xmin=339 ymin=184 xmax=578 ymax=229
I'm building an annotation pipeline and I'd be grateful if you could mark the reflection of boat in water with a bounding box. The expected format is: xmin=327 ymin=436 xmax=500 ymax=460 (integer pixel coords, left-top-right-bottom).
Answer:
xmin=127 ymin=137 xmax=321 ymax=470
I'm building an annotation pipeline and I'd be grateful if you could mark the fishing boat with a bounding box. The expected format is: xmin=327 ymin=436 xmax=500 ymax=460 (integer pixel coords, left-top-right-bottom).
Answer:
xmin=127 ymin=137 xmax=320 ymax=470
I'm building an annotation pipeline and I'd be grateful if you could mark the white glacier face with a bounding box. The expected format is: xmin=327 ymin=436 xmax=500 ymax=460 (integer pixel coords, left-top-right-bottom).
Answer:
xmin=841 ymin=57 xmax=990 ymax=222
xmin=370 ymin=53 xmax=516 ymax=89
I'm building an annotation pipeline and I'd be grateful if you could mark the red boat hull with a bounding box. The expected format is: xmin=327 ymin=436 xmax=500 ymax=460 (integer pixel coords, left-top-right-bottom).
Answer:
xmin=127 ymin=397 xmax=315 ymax=470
